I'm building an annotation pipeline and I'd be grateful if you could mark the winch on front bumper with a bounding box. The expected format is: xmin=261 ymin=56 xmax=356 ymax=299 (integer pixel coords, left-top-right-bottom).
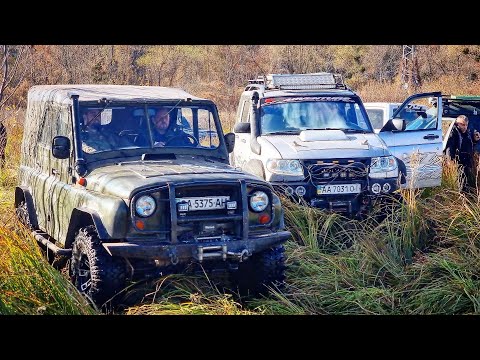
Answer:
xmin=102 ymin=230 xmax=291 ymax=266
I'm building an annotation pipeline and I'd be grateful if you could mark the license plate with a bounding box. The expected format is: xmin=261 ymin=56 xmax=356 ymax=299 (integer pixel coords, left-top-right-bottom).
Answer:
xmin=175 ymin=196 xmax=230 ymax=211
xmin=317 ymin=184 xmax=361 ymax=195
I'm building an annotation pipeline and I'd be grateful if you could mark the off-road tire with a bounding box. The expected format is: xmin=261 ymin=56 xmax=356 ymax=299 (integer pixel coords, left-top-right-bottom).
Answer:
xmin=70 ymin=225 xmax=127 ymax=308
xmin=16 ymin=201 xmax=33 ymax=230
xmin=230 ymin=245 xmax=286 ymax=297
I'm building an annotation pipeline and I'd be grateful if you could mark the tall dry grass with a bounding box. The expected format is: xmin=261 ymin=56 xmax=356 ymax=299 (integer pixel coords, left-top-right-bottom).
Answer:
xmin=124 ymin=273 xmax=261 ymax=315
xmin=0 ymin=106 xmax=23 ymax=189
xmin=2 ymin=79 xmax=480 ymax=314
xmin=0 ymin=222 xmax=96 ymax=314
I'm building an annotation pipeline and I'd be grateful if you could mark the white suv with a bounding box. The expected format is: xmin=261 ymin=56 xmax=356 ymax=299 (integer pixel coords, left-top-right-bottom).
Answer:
xmin=231 ymin=73 xmax=443 ymax=216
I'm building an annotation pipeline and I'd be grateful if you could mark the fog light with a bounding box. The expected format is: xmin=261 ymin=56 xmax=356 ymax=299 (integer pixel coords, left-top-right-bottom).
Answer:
xmin=285 ymin=186 xmax=294 ymax=195
xmin=340 ymin=172 xmax=347 ymax=178
xmin=382 ymin=183 xmax=391 ymax=192
xmin=295 ymin=186 xmax=306 ymax=196
xmin=371 ymin=183 xmax=381 ymax=194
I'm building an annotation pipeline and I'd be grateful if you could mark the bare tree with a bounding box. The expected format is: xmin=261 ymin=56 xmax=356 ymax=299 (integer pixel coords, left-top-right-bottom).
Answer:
xmin=0 ymin=45 xmax=32 ymax=167
xmin=0 ymin=45 xmax=31 ymax=110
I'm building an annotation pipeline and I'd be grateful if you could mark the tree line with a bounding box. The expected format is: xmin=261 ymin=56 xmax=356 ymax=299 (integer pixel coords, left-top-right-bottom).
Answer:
xmin=2 ymin=45 xmax=480 ymax=113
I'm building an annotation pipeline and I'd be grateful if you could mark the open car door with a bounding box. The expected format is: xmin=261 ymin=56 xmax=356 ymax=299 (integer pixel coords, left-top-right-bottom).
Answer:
xmin=379 ymin=92 xmax=442 ymax=189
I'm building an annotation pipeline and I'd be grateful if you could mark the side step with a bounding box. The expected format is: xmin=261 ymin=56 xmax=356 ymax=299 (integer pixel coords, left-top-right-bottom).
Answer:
xmin=32 ymin=230 xmax=72 ymax=256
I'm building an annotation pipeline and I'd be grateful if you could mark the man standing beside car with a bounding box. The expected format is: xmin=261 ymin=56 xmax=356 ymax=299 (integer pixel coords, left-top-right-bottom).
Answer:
xmin=445 ymin=115 xmax=479 ymax=189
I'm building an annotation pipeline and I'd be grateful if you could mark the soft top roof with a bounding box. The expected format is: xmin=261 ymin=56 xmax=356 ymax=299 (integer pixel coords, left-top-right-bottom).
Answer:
xmin=27 ymin=84 xmax=207 ymax=105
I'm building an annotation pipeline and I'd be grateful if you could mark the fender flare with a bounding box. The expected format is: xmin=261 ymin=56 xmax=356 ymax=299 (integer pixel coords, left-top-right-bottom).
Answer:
xmin=14 ymin=186 xmax=39 ymax=230
xmin=65 ymin=207 xmax=110 ymax=249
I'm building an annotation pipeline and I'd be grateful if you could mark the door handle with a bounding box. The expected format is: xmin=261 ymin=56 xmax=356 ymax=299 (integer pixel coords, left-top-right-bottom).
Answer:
xmin=423 ymin=134 xmax=439 ymax=140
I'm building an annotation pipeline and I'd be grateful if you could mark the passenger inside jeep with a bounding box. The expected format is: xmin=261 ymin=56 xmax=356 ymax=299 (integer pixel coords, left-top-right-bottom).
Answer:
xmin=80 ymin=108 xmax=136 ymax=154
xmin=79 ymin=104 xmax=219 ymax=154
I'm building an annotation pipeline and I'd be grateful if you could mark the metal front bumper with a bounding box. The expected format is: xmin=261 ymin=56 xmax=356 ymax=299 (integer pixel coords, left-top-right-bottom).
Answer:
xmin=271 ymin=178 xmax=399 ymax=199
xmin=102 ymin=230 xmax=291 ymax=264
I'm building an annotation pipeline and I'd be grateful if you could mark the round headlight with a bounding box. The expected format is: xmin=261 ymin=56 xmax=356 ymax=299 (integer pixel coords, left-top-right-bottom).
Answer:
xmin=249 ymin=191 xmax=269 ymax=212
xmin=135 ymin=195 xmax=156 ymax=217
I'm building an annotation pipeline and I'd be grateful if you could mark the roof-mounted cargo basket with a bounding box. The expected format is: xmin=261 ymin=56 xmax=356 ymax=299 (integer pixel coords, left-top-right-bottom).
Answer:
xmin=248 ymin=77 xmax=266 ymax=85
xmin=248 ymin=72 xmax=347 ymax=91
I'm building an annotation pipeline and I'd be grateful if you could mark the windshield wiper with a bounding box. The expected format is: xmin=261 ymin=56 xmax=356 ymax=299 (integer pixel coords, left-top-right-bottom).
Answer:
xmin=342 ymin=128 xmax=370 ymax=133
xmin=302 ymin=127 xmax=342 ymax=131
xmin=264 ymin=130 xmax=300 ymax=135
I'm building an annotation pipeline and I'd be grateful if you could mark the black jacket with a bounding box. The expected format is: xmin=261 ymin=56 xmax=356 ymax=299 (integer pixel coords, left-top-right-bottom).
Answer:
xmin=445 ymin=125 xmax=474 ymax=168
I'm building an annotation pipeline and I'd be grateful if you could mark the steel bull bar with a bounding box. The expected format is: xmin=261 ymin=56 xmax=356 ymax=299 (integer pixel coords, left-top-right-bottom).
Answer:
xmin=102 ymin=231 xmax=291 ymax=265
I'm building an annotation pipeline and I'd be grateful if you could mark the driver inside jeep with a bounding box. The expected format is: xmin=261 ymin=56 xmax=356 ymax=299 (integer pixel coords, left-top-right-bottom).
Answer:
xmin=150 ymin=107 xmax=194 ymax=147
xmin=81 ymin=108 xmax=134 ymax=154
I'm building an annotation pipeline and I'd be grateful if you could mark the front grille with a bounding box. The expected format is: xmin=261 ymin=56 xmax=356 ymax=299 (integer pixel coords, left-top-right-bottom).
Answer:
xmin=303 ymin=159 xmax=369 ymax=183
xmin=172 ymin=182 xmax=245 ymax=243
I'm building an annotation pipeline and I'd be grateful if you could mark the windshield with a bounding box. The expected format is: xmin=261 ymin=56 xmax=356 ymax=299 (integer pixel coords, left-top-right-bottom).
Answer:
xmin=79 ymin=103 xmax=220 ymax=155
xmin=259 ymin=96 xmax=372 ymax=135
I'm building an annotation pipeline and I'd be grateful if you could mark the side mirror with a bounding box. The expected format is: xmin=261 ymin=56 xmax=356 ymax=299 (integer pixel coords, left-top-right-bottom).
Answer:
xmin=380 ymin=118 xmax=406 ymax=132
xmin=234 ymin=122 xmax=251 ymax=133
xmin=52 ymin=136 xmax=71 ymax=159
xmin=224 ymin=132 xmax=235 ymax=153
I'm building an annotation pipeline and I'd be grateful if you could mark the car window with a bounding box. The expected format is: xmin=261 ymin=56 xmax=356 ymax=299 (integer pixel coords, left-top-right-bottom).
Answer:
xmin=187 ymin=108 xmax=219 ymax=148
xmin=394 ymin=99 xmax=437 ymax=131
xmin=241 ymin=100 xmax=251 ymax=123
xmin=365 ymin=109 xmax=384 ymax=129
xmin=404 ymin=107 xmax=438 ymax=131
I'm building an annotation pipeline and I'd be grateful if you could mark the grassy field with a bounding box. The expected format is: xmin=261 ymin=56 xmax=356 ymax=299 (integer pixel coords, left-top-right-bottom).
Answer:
xmin=2 ymin=109 xmax=480 ymax=315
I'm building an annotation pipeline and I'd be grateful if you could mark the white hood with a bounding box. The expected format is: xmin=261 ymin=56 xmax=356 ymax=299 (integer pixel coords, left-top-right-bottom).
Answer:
xmin=259 ymin=130 xmax=389 ymax=159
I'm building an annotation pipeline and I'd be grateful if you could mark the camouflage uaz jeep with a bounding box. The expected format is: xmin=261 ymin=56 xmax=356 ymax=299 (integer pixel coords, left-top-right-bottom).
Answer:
xmin=15 ymin=85 xmax=290 ymax=307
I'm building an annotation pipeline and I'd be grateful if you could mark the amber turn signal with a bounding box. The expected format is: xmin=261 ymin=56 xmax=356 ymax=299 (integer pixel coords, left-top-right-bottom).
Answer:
xmin=259 ymin=214 xmax=270 ymax=224
xmin=135 ymin=220 xmax=145 ymax=230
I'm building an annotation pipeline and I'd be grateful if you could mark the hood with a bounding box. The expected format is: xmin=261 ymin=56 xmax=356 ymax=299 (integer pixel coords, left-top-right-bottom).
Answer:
xmin=85 ymin=156 xmax=260 ymax=199
xmin=260 ymin=130 xmax=389 ymax=159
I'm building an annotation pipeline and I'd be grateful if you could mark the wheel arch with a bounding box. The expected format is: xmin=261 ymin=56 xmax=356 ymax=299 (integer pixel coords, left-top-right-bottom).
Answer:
xmin=15 ymin=186 xmax=39 ymax=229
xmin=65 ymin=208 xmax=110 ymax=249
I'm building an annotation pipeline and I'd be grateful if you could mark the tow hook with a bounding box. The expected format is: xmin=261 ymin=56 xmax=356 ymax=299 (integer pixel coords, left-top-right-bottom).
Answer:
xmin=169 ymin=249 xmax=179 ymax=265
xmin=233 ymin=249 xmax=250 ymax=262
